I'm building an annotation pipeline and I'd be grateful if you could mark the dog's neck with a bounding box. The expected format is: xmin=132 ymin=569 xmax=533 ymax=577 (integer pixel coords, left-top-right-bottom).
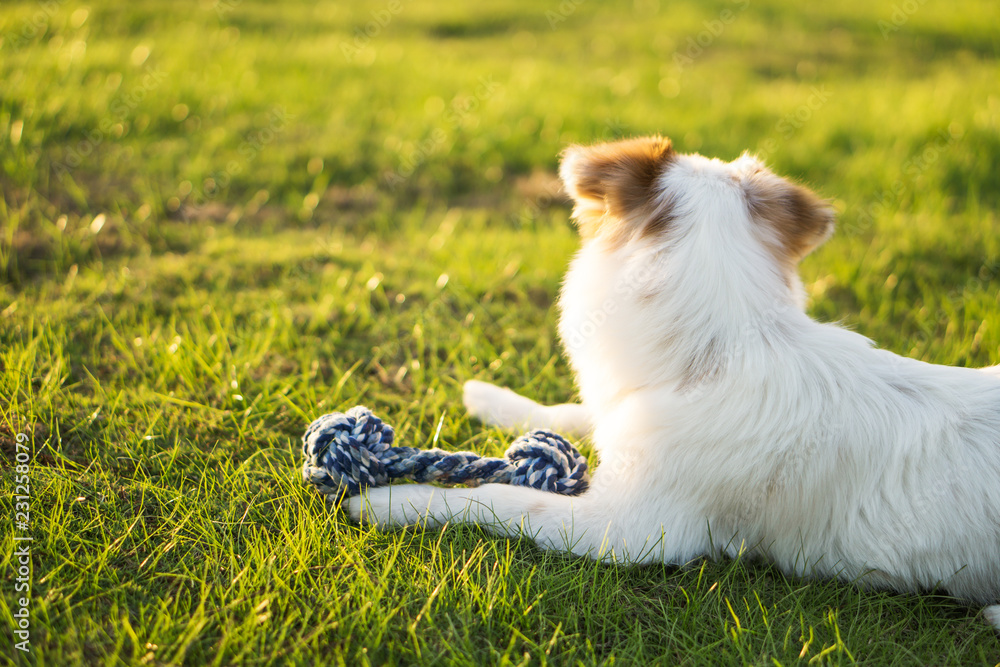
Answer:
xmin=558 ymin=235 xmax=807 ymax=408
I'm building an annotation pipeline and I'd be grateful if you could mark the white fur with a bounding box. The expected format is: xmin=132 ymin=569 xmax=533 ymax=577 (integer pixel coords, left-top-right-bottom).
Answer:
xmin=462 ymin=380 xmax=592 ymax=439
xmin=349 ymin=145 xmax=1000 ymax=630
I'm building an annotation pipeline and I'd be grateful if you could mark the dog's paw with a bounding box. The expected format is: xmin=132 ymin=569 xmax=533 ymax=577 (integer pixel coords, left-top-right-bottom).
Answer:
xmin=346 ymin=485 xmax=436 ymax=527
xmin=984 ymin=605 xmax=1000 ymax=632
xmin=463 ymin=380 xmax=538 ymax=430
xmin=345 ymin=491 xmax=372 ymax=524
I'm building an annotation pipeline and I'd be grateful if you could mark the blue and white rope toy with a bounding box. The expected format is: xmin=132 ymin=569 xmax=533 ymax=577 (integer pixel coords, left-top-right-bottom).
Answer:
xmin=302 ymin=406 xmax=589 ymax=503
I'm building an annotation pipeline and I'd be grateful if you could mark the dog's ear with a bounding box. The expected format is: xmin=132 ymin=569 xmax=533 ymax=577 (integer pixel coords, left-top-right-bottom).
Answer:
xmin=559 ymin=136 xmax=675 ymax=242
xmin=741 ymin=164 xmax=835 ymax=263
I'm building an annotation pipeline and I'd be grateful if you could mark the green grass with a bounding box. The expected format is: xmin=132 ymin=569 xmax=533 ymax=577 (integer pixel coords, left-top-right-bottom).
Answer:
xmin=2 ymin=0 xmax=1000 ymax=664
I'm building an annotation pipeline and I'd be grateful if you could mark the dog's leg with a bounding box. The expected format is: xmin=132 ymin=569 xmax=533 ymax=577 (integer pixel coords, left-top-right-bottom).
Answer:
xmin=347 ymin=483 xmax=632 ymax=559
xmin=348 ymin=481 xmax=689 ymax=564
xmin=463 ymin=380 xmax=592 ymax=438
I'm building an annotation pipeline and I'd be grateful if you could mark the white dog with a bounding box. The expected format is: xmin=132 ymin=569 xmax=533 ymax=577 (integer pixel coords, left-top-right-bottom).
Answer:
xmin=349 ymin=136 xmax=1000 ymax=630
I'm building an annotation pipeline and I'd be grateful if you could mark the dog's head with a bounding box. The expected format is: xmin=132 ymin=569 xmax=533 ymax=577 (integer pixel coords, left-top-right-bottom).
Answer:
xmin=559 ymin=135 xmax=834 ymax=271
xmin=556 ymin=136 xmax=836 ymax=396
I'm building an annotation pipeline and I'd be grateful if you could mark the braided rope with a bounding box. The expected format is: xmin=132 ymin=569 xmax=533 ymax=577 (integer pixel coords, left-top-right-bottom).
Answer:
xmin=302 ymin=406 xmax=589 ymax=502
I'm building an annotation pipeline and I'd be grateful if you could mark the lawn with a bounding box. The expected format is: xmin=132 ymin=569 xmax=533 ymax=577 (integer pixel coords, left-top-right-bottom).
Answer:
xmin=2 ymin=0 xmax=1000 ymax=664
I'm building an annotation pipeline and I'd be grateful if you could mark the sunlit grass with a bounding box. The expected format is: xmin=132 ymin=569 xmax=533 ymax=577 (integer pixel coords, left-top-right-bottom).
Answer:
xmin=2 ymin=0 xmax=1000 ymax=664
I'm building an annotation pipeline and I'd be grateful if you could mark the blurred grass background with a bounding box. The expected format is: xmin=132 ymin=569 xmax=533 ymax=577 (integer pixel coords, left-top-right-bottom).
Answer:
xmin=2 ymin=0 xmax=1000 ymax=664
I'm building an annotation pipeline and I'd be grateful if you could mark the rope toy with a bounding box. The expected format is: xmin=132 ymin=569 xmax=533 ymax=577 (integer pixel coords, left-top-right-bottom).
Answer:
xmin=301 ymin=406 xmax=589 ymax=503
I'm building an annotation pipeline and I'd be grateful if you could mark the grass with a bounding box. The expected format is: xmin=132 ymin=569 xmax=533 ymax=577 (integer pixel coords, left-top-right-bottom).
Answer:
xmin=2 ymin=0 xmax=1000 ymax=663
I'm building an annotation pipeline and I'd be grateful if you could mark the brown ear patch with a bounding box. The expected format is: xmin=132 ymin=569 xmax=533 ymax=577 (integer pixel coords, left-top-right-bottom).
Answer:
xmin=560 ymin=136 xmax=676 ymax=243
xmin=743 ymin=170 xmax=834 ymax=265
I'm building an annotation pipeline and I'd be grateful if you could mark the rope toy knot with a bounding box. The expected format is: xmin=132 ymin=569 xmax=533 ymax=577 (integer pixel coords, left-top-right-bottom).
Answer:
xmin=301 ymin=406 xmax=589 ymax=503
xmin=504 ymin=431 xmax=589 ymax=495
xmin=301 ymin=406 xmax=396 ymax=499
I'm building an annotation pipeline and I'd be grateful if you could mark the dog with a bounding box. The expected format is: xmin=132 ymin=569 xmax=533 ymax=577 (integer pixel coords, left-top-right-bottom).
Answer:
xmin=349 ymin=136 xmax=1000 ymax=630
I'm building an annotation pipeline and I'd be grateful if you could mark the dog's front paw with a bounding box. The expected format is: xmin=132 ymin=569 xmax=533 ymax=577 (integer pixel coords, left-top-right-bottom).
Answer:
xmin=346 ymin=484 xmax=437 ymax=527
xmin=984 ymin=605 xmax=1000 ymax=632
xmin=463 ymin=380 xmax=538 ymax=429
